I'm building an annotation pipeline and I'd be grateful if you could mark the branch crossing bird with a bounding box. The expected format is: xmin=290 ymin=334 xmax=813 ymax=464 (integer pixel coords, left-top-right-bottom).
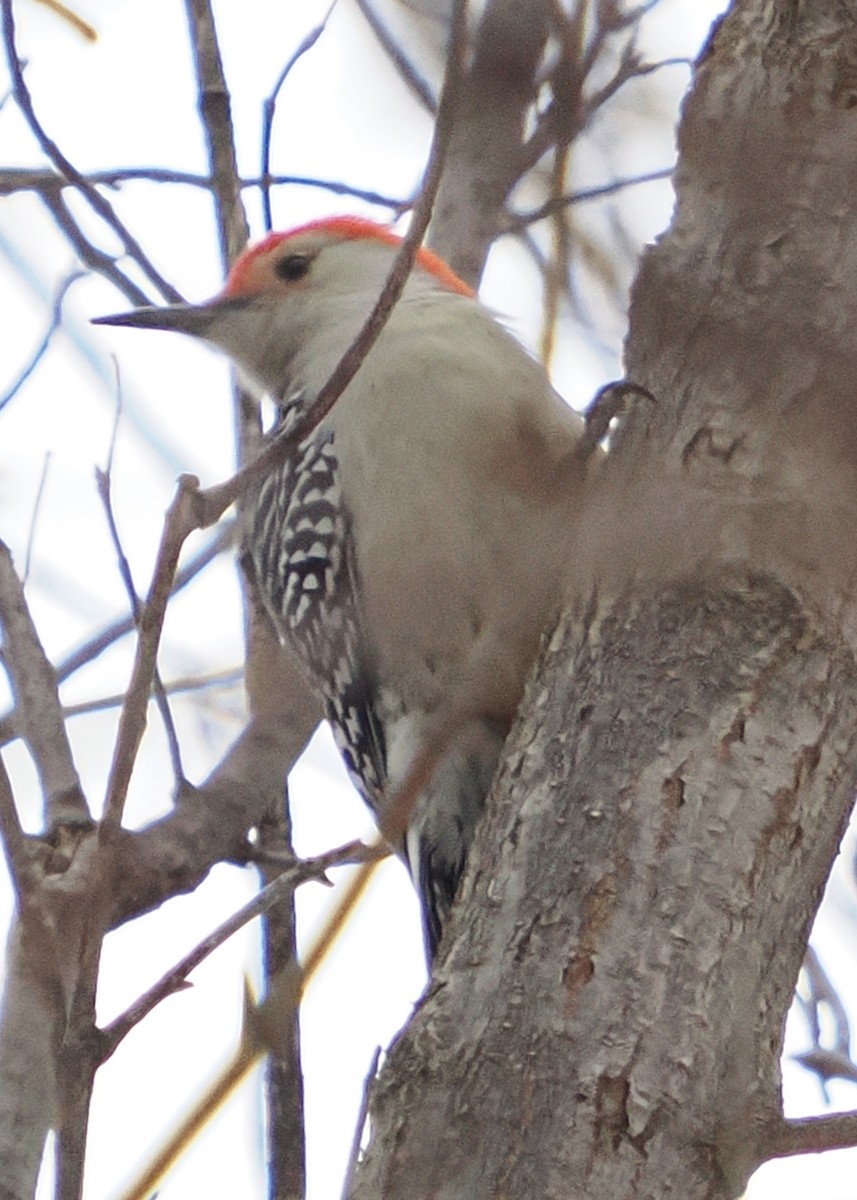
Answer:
xmin=95 ymin=216 xmax=587 ymax=961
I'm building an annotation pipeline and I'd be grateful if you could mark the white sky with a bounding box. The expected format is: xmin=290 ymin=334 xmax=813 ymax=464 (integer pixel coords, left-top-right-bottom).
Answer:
xmin=3 ymin=1 xmax=857 ymax=1197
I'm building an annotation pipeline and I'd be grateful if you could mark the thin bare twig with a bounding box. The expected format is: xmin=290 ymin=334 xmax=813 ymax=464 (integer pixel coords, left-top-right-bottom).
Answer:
xmin=100 ymin=840 xmax=375 ymax=1060
xmin=261 ymin=8 xmax=336 ymax=232
xmin=0 ymin=669 xmax=243 ymax=741
xmin=341 ymin=1045 xmax=382 ymax=1198
xmin=22 ymin=452 xmax=51 ymax=586
xmin=0 ymin=271 xmax=84 ymax=413
xmin=0 ymin=542 xmax=89 ymax=830
xmin=101 ymin=477 xmax=203 ymax=831
xmin=539 ymin=140 xmax=571 ymax=368
xmin=114 ymin=860 xmax=377 ymax=1200
xmin=353 ymin=0 xmax=437 ymax=113
xmin=582 ymin=51 xmax=690 ymax=123
xmin=237 ymin=836 xmax=383 ymax=873
xmin=798 ymin=946 xmax=852 ymax=1059
xmin=0 ymin=167 xmax=213 ymax=193
xmin=255 ymin=175 xmax=408 ymax=214
xmin=67 ymin=669 xmax=242 ymax=721
xmin=34 ymin=0 xmax=97 ymax=41
xmin=0 ymin=166 xmax=408 ymax=211
xmin=520 ymin=6 xmax=685 ymax=179
xmin=793 ymin=946 xmax=856 ymax=1102
xmin=53 ymin=520 xmax=235 ymax=686
xmin=0 ymin=522 xmax=233 ymax=747
xmin=95 ymin=379 xmax=186 ymax=787
xmin=0 ymin=0 xmax=182 ymax=302
xmin=0 ymin=524 xmax=235 ymax=747
xmin=113 ymin=510 xmax=491 ymax=1200
xmin=508 ymin=166 xmax=674 ymax=229
xmin=39 ymin=189 xmax=151 ymax=307
xmin=519 ymin=51 xmax=581 ymax=174
xmin=598 ymin=0 xmax=666 ymax=30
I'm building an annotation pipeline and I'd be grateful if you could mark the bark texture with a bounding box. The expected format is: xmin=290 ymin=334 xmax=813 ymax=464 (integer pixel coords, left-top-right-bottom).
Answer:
xmin=0 ymin=921 xmax=61 ymax=1200
xmin=350 ymin=3 xmax=857 ymax=1197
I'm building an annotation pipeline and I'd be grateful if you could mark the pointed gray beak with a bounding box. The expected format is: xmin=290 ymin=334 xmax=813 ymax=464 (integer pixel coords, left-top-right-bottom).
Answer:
xmin=92 ymin=296 xmax=252 ymax=338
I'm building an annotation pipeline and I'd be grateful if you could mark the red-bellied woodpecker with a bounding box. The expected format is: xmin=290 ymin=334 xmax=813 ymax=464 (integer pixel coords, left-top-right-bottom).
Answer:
xmin=95 ymin=216 xmax=587 ymax=961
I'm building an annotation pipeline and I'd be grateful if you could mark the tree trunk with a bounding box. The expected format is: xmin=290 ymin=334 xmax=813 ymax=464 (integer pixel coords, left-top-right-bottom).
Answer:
xmin=350 ymin=2 xmax=857 ymax=1196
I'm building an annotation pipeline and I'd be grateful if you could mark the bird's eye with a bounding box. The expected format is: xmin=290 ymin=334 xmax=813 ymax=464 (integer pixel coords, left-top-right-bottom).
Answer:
xmin=274 ymin=253 xmax=313 ymax=283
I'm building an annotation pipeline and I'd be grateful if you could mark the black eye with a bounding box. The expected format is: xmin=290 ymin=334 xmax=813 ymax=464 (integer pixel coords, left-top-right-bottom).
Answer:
xmin=274 ymin=253 xmax=313 ymax=282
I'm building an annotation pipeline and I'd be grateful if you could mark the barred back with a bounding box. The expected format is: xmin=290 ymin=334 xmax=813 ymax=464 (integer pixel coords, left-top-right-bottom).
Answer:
xmin=248 ymin=426 xmax=387 ymax=806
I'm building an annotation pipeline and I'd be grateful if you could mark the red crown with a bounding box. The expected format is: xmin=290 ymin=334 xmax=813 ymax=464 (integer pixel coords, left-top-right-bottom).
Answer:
xmin=224 ymin=216 xmax=475 ymax=299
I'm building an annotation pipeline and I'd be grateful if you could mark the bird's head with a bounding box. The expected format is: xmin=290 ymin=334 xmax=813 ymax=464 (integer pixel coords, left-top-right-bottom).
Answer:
xmin=93 ymin=217 xmax=474 ymax=397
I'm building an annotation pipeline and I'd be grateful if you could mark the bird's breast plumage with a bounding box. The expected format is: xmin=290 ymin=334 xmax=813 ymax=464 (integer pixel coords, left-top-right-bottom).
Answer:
xmin=245 ymin=280 xmax=585 ymax=960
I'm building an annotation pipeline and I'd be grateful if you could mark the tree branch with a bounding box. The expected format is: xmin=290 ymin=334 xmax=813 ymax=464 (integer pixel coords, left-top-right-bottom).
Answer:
xmin=38 ymin=188 xmax=152 ymax=307
xmin=101 ymin=477 xmax=202 ymax=830
xmin=766 ymin=1111 xmax=857 ymax=1160
xmin=0 ymin=542 xmax=89 ymax=830
xmin=184 ymin=0 xmax=248 ymax=273
xmin=260 ymin=10 xmax=335 ymax=232
xmin=430 ymin=0 xmax=552 ymax=285
xmin=52 ymin=520 xmax=234 ymax=689
xmin=0 ymin=271 xmax=84 ymax=413
xmin=258 ymin=793 xmax=305 ymax=1200
xmin=508 ymin=166 xmax=674 ymax=229
xmin=0 ymin=165 xmax=407 ymax=210
xmin=0 ymin=753 xmax=31 ymax=896
xmin=95 ymin=401 xmax=186 ymax=790
xmin=0 ymin=0 xmax=182 ymax=302
xmin=99 ymin=840 xmax=362 ymax=1060
xmin=353 ymin=0 xmax=437 ymax=113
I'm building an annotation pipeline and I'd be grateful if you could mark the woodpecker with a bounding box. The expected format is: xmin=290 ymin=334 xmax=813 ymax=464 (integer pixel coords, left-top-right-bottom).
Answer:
xmin=95 ymin=217 xmax=587 ymax=961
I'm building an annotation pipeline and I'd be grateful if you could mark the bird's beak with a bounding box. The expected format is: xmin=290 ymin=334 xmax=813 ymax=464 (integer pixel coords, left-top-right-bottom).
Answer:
xmin=92 ymin=295 xmax=252 ymax=338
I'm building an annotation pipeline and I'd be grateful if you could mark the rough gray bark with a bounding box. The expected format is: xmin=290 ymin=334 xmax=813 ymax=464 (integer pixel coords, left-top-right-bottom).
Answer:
xmin=0 ymin=831 xmax=105 ymax=1200
xmin=353 ymin=574 xmax=857 ymax=1199
xmin=0 ymin=921 xmax=62 ymax=1200
xmin=350 ymin=3 xmax=857 ymax=1197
